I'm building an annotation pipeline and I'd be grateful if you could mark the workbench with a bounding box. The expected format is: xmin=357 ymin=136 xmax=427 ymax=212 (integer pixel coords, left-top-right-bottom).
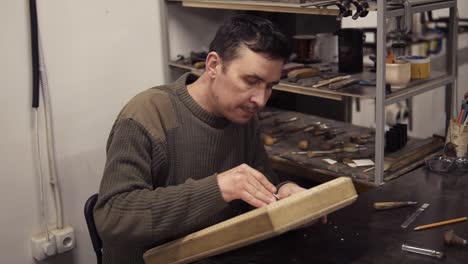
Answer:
xmin=194 ymin=165 xmax=468 ymax=264
xmin=259 ymin=108 xmax=444 ymax=191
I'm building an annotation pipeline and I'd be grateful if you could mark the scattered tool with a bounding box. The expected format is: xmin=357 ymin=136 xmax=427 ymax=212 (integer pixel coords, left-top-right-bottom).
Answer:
xmin=297 ymin=139 xmax=309 ymax=151
xmin=272 ymin=116 xmax=299 ymax=126
xmin=401 ymin=244 xmax=445 ymax=259
xmin=414 ymin=216 xmax=467 ymax=231
xmin=350 ymin=134 xmax=373 ymax=145
xmin=373 ymin=201 xmax=417 ymax=210
xmin=401 ymin=203 xmax=429 ymax=228
xmin=320 ymin=141 xmax=340 ymax=151
xmin=324 ymin=129 xmax=345 ymax=140
xmin=328 ymin=78 xmax=359 ymax=90
xmin=287 ymin=68 xmax=320 ymax=82
xmin=281 ymin=63 xmax=304 ymax=78
xmin=193 ymin=61 xmax=205 ymax=69
xmin=292 ymin=146 xmax=362 ymax=158
xmin=262 ymin=134 xmax=285 ymax=146
xmin=444 ymin=230 xmax=467 ymax=247
xmin=350 ymin=0 xmax=369 ymax=20
xmin=258 ymin=111 xmax=280 ymax=120
xmin=282 ymin=124 xmax=315 ymax=135
xmin=312 ymin=75 xmax=351 ymax=88
xmin=336 ymin=0 xmax=353 ymax=21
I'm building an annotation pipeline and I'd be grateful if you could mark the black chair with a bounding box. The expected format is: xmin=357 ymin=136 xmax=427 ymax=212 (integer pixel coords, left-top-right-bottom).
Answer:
xmin=84 ymin=193 xmax=102 ymax=264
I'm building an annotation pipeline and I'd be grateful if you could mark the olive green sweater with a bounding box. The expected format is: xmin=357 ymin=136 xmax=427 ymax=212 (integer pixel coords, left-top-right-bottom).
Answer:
xmin=94 ymin=73 xmax=278 ymax=264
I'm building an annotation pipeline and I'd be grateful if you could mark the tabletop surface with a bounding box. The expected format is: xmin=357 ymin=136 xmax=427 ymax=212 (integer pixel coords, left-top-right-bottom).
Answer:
xmin=196 ymin=166 xmax=468 ymax=264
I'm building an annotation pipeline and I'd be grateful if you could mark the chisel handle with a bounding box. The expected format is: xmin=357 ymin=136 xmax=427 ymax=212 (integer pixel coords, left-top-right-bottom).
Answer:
xmin=374 ymin=201 xmax=417 ymax=210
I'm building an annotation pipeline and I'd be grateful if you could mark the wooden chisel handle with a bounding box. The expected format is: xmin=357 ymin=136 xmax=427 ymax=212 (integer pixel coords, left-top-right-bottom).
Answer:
xmin=374 ymin=201 xmax=417 ymax=210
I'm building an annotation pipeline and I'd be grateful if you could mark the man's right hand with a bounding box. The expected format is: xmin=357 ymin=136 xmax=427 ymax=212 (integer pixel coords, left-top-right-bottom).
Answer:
xmin=217 ymin=164 xmax=277 ymax=208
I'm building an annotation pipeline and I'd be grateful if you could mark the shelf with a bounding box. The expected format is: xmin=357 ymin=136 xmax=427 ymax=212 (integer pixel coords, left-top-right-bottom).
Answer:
xmin=169 ymin=61 xmax=455 ymax=104
xmin=180 ymin=0 xmax=340 ymax=15
xmin=386 ymin=0 xmax=456 ymax=18
xmin=169 ymin=62 xmax=204 ymax=76
xmin=385 ymin=71 xmax=454 ymax=105
xmin=169 ymin=61 xmax=380 ymax=101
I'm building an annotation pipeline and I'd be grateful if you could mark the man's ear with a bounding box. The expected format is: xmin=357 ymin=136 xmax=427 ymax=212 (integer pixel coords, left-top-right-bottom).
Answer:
xmin=205 ymin=51 xmax=221 ymax=79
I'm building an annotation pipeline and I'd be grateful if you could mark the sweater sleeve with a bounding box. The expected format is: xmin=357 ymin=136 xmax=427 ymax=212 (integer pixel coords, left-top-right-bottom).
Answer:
xmin=94 ymin=119 xmax=228 ymax=247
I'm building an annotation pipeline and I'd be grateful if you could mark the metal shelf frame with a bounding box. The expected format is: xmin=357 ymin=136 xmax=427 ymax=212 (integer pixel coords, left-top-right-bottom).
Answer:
xmin=374 ymin=0 xmax=458 ymax=185
xmin=165 ymin=0 xmax=459 ymax=186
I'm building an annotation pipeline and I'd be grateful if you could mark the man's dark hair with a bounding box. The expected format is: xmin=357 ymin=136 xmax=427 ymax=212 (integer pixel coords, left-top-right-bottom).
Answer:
xmin=209 ymin=15 xmax=290 ymax=66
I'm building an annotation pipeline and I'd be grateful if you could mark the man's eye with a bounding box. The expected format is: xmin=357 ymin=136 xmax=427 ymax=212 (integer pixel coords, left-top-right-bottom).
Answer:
xmin=245 ymin=78 xmax=259 ymax=85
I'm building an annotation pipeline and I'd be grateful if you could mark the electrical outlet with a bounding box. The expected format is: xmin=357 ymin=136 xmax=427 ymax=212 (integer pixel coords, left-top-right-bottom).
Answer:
xmin=50 ymin=225 xmax=75 ymax=254
xmin=31 ymin=233 xmax=57 ymax=261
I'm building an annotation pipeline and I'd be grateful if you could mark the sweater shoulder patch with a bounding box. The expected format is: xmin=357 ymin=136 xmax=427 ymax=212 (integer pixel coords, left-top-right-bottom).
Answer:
xmin=118 ymin=88 xmax=178 ymax=141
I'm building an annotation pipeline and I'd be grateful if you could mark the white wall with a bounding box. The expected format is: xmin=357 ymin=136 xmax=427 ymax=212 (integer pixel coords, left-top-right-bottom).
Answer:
xmin=0 ymin=0 xmax=165 ymax=263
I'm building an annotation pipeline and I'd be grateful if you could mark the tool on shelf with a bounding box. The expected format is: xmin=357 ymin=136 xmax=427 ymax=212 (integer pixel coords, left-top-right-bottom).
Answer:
xmin=312 ymin=75 xmax=351 ymax=88
xmin=373 ymin=201 xmax=417 ymax=210
xmin=401 ymin=203 xmax=429 ymax=228
xmin=287 ymin=68 xmax=320 ymax=82
xmin=351 ymin=0 xmax=369 ymax=19
xmin=292 ymin=145 xmax=364 ymax=158
xmin=336 ymin=0 xmax=353 ymax=21
xmin=258 ymin=111 xmax=281 ymax=120
xmin=328 ymin=78 xmax=359 ymax=90
xmin=272 ymin=116 xmax=299 ymax=126
xmin=262 ymin=134 xmax=286 ymax=146
xmin=323 ymin=129 xmax=345 ymax=140
xmin=297 ymin=139 xmax=309 ymax=150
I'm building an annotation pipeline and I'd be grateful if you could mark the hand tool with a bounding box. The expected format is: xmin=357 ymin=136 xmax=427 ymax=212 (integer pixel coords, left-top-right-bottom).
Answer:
xmin=287 ymin=68 xmax=320 ymax=82
xmin=258 ymin=111 xmax=281 ymax=120
xmin=281 ymin=124 xmax=315 ymax=135
xmin=373 ymin=201 xmax=417 ymax=210
xmin=193 ymin=61 xmax=205 ymax=69
xmin=300 ymin=0 xmax=336 ymax=7
xmin=414 ymin=216 xmax=467 ymax=231
xmin=281 ymin=63 xmax=304 ymax=78
xmin=401 ymin=203 xmax=429 ymax=228
xmin=292 ymin=148 xmax=344 ymax=158
xmin=323 ymin=129 xmax=345 ymax=140
xmin=444 ymin=229 xmax=467 ymax=247
xmin=351 ymin=0 xmax=369 ymax=20
xmin=401 ymin=244 xmax=444 ymax=259
xmin=336 ymin=0 xmax=353 ymax=21
xmin=320 ymin=141 xmax=338 ymax=151
xmin=272 ymin=116 xmax=299 ymax=126
xmin=312 ymin=75 xmax=351 ymax=88
xmin=328 ymin=78 xmax=360 ymax=90
xmin=297 ymin=139 xmax=309 ymax=151
xmin=262 ymin=134 xmax=285 ymax=146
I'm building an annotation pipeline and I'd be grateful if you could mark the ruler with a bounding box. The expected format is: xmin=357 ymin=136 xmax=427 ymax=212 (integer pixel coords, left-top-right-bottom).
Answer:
xmin=401 ymin=203 xmax=429 ymax=228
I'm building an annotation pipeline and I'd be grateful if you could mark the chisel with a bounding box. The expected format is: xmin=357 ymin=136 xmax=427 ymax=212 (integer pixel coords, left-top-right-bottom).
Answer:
xmin=373 ymin=201 xmax=418 ymax=210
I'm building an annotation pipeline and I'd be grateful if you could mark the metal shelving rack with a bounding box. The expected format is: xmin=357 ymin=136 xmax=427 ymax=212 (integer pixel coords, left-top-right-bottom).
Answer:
xmin=374 ymin=0 xmax=458 ymax=185
xmin=164 ymin=0 xmax=459 ymax=186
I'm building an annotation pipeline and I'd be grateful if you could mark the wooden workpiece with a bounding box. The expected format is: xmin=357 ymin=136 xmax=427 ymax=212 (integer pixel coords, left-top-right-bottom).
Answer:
xmin=143 ymin=177 xmax=357 ymax=264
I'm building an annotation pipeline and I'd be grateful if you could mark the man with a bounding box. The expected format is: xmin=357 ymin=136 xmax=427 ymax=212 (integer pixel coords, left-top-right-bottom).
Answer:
xmin=95 ymin=14 xmax=314 ymax=264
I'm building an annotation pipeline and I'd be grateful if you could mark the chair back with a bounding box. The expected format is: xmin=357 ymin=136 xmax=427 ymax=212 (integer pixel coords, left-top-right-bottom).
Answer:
xmin=84 ymin=193 xmax=102 ymax=264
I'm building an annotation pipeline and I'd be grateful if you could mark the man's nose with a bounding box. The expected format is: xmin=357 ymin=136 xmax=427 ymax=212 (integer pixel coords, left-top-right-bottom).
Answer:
xmin=250 ymin=87 xmax=270 ymax=107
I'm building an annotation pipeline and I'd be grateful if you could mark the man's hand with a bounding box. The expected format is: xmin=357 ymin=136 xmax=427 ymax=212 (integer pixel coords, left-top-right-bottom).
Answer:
xmin=277 ymin=182 xmax=327 ymax=226
xmin=217 ymin=164 xmax=277 ymax=208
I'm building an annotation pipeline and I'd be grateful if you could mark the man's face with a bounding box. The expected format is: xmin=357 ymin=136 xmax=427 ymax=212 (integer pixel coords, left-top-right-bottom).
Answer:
xmin=210 ymin=46 xmax=283 ymax=124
